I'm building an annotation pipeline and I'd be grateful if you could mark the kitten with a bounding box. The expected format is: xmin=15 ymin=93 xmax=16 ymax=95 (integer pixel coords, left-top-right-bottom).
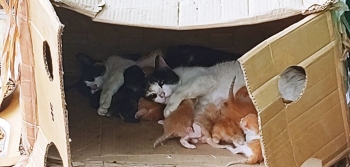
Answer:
xmin=164 ymin=45 xmax=241 ymax=68
xmin=145 ymin=55 xmax=246 ymax=118
xmin=153 ymin=98 xmax=199 ymax=149
xmin=106 ymin=65 xmax=147 ymax=123
xmin=278 ymin=66 xmax=306 ymax=103
xmin=220 ymin=77 xmax=257 ymax=125
xmin=211 ymin=117 xmax=245 ymax=148
xmin=226 ymin=114 xmax=263 ymax=166
xmin=190 ymin=104 xmax=238 ymax=149
xmin=135 ymin=97 xmax=165 ymax=121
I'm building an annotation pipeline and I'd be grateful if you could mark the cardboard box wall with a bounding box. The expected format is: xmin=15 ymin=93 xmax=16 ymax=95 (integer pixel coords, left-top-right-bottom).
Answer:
xmin=3 ymin=0 xmax=350 ymax=166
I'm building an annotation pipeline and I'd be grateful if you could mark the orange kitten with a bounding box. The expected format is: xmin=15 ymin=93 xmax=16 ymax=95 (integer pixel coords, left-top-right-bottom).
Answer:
xmin=191 ymin=104 xmax=233 ymax=149
xmin=135 ymin=97 xmax=165 ymax=121
xmin=226 ymin=114 xmax=263 ymax=166
xmin=221 ymin=77 xmax=257 ymax=125
xmin=154 ymin=98 xmax=198 ymax=149
xmin=211 ymin=117 xmax=245 ymax=147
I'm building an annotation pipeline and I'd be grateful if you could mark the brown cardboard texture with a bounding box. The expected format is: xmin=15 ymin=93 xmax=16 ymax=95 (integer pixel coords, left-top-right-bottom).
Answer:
xmin=6 ymin=0 xmax=349 ymax=166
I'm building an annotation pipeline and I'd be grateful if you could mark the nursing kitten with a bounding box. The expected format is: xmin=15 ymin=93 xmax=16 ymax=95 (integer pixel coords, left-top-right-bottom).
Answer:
xmin=145 ymin=56 xmax=245 ymax=118
xmin=153 ymin=98 xmax=199 ymax=149
xmin=220 ymin=77 xmax=257 ymax=125
xmin=135 ymin=97 xmax=165 ymax=121
xmin=278 ymin=66 xmax=306 ymax=103
xmin=164 ymin=45 xmax=241 ymax=68
xmin=107 ymin=65 xmax=147 ymax=123
xmin=226 ymin=114 xmax=263 ymax=166
xmin=211 ymin=117 xmax=245 ymax=148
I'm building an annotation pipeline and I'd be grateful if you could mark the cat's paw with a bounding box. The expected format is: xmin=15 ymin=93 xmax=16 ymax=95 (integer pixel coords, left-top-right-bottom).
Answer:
xmin=97 ymin=107 xmax=108 ymax=116
xmin=185 ymin=144 xmax=196 ymax=149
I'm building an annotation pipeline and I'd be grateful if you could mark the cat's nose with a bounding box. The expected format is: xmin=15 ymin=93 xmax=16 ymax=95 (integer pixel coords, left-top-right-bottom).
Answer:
xmin=92 ymin=84 xmax=98 ymax=90
xmin=160 ymin=92 xmax=165 ymax=98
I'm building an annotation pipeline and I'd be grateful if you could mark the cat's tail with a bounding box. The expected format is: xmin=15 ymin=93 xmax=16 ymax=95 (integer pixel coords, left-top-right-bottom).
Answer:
xmin=153 ymin=133 xmax=173 ymax=148
xmin=225 ymin=155 xmax=261 ymax=166
xmin=225 ymin=159 xmax=248 ymax=166
xmin=206 ymin=138 xmax=232 ymax=149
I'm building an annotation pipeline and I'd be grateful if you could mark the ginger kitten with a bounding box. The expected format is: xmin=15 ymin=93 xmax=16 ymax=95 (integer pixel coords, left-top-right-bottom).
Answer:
xmin=135 ymin=97 xmax=165 ymax=121
xmin=211 ymin=117 xmax=245 ymax=147
xmin=154 ymin=98 xmax=198 ymax=149
xmin=221 ymin=77 xmax=257 ymax=125
xmin=226 ymin=114 xmax=263 ymax=166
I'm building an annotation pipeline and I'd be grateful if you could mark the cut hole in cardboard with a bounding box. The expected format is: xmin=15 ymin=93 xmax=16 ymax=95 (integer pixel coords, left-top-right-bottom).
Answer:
xmin=45 ymin=143 xmax=63 ymax=167
xmin=278 ymin=66 xmax=307 ymax=104
xmin=43 ymin=41 xmax=53 ymax=81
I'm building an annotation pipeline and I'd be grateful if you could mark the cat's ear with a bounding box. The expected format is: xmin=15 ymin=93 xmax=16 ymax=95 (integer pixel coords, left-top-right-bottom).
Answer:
xmin=76 ymin=53 xmax=97 ymax=67
xmin=155 ymin=55 xmax=170 ymax=70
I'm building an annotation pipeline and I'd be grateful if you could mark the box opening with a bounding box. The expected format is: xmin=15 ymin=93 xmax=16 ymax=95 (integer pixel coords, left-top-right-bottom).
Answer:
xmin=54 ymin=7 xmax=308 ymax=166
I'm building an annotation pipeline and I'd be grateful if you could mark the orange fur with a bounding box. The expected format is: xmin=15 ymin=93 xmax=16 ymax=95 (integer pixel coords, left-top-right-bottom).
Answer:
xmin=192 ymin=104 xmax=234 ymax=149
xmin=226 ymin=114 xmax=263 ymax=166
xmin=135 ymin=97 xmax=165 ymax=121
xmin=211 ymin=117 xmax=245 ymax=147
xmin=221 ymin=77 xmax=257 ymax=125
xmin=154 ymin=98 xmax=197 ymax=149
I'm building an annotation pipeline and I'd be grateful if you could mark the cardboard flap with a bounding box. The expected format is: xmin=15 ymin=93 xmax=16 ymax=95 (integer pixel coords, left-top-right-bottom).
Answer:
xmin=28 ymin=0 xmax=71 ymax=166
xmin=53 ymin=0 xmax=334 ymax=30
xmin=51 ymin=0 xmax=105 ymax=17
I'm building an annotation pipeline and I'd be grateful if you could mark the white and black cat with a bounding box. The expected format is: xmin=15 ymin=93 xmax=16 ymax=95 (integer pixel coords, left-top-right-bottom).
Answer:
xmin=145 ymin=56 xmax=246 ymax=117
xmin=69 ymin=50 xmax=163 ymax=116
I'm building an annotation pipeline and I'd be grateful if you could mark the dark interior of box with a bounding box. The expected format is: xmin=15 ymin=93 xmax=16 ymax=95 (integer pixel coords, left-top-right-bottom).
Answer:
xmin=53 ymin=7 xmax=305 ymax=166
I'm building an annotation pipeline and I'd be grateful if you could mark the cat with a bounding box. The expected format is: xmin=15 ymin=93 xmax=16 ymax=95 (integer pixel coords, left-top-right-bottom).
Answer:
xmin=153 ymin=98 xmax=200 ymax=149
xmin=220 ymin=77 xmax=257 ymax=125
xmin=135 ymin=97 xmax=165 ymax=121
xmin=278 ymin=66 xmax=306 ymax=103
xmin=105 ymin=65 xmax=148 ymax=123
xmin=226 ymin=113 xmax=263 ymax=166
xmin=144 ymin=55 xmax=246 ymax=118
xmin=164 ymin=45 xmax=241 ymax=68
xmin=72 ymin=49 xmax=163 ymax=116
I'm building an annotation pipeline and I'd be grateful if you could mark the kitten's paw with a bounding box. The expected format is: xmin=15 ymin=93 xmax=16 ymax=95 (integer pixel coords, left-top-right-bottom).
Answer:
xmin=97 ymin=107 xmax=108 ymax=116
xmin=185 ymin=144 xmax=196 ymax=149
xmin=190 ymin=139 xmax=198 ymax=144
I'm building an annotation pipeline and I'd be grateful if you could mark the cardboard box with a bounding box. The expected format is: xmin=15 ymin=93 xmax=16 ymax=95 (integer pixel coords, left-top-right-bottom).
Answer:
xmin=1 ymin=0 xmax=350 ymax=166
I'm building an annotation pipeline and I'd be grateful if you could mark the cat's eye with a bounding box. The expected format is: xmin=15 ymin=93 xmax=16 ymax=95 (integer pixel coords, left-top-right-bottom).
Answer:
xmin=148 ymin=93 xmax=157 ymax=99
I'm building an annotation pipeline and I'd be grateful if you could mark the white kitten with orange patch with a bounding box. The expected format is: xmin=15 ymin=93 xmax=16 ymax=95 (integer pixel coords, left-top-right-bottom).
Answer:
xmin=226 ymin=114 xmax=264 ymax=166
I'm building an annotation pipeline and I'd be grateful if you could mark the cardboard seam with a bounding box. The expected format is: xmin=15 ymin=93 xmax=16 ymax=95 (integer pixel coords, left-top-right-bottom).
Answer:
xmin=292 ymin=93 xmax=341 ymax=142
xmin=288 ymin=87 xmax=338 ymax=128
xmin=310 ymin=132 xmax=346 ymax=163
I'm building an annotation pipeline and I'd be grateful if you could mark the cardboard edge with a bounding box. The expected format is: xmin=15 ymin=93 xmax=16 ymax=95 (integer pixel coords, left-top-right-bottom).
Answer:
xmin=51 ymin=0 xmax=105 ymax=18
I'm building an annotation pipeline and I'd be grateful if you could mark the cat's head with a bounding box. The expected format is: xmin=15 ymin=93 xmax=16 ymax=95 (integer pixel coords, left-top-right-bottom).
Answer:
xmin=240 ymin=113 xmax=259 ymax=135
xmin=145 ymin=56 xmax=179 ymax=104
xmin=76 ymin=53 xmax=106 ymax=95
xmin=123 ymin=65 xmax=147 ymax=92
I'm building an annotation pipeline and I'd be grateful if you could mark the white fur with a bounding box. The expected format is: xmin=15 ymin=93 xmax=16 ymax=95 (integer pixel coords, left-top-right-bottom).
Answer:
xmin=163 ymin=60 xmax=246 ymax=117
xmin=278 ymin=67 xmax=306 ymax=102
xmin=97 ymin=50 xmax=163 ymax=116
xmin=147 ymin=84 xmax=176 ymax=104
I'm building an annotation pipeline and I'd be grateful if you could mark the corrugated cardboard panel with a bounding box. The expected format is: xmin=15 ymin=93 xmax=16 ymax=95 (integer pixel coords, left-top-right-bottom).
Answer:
xmin=240 ymin=11 xmax=348 ymax=167
xmin=80 ymin=0 xmax=329 ymax=30
xmin=269 ymin=12 xmax=331 ymax=73
xmin=93 ymin=0 xmax=179 ymax=29
xmin=52 ymin=0 xmax=105 ymax=17
xmin=28 ymin=0 xmax=70 ymax=166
